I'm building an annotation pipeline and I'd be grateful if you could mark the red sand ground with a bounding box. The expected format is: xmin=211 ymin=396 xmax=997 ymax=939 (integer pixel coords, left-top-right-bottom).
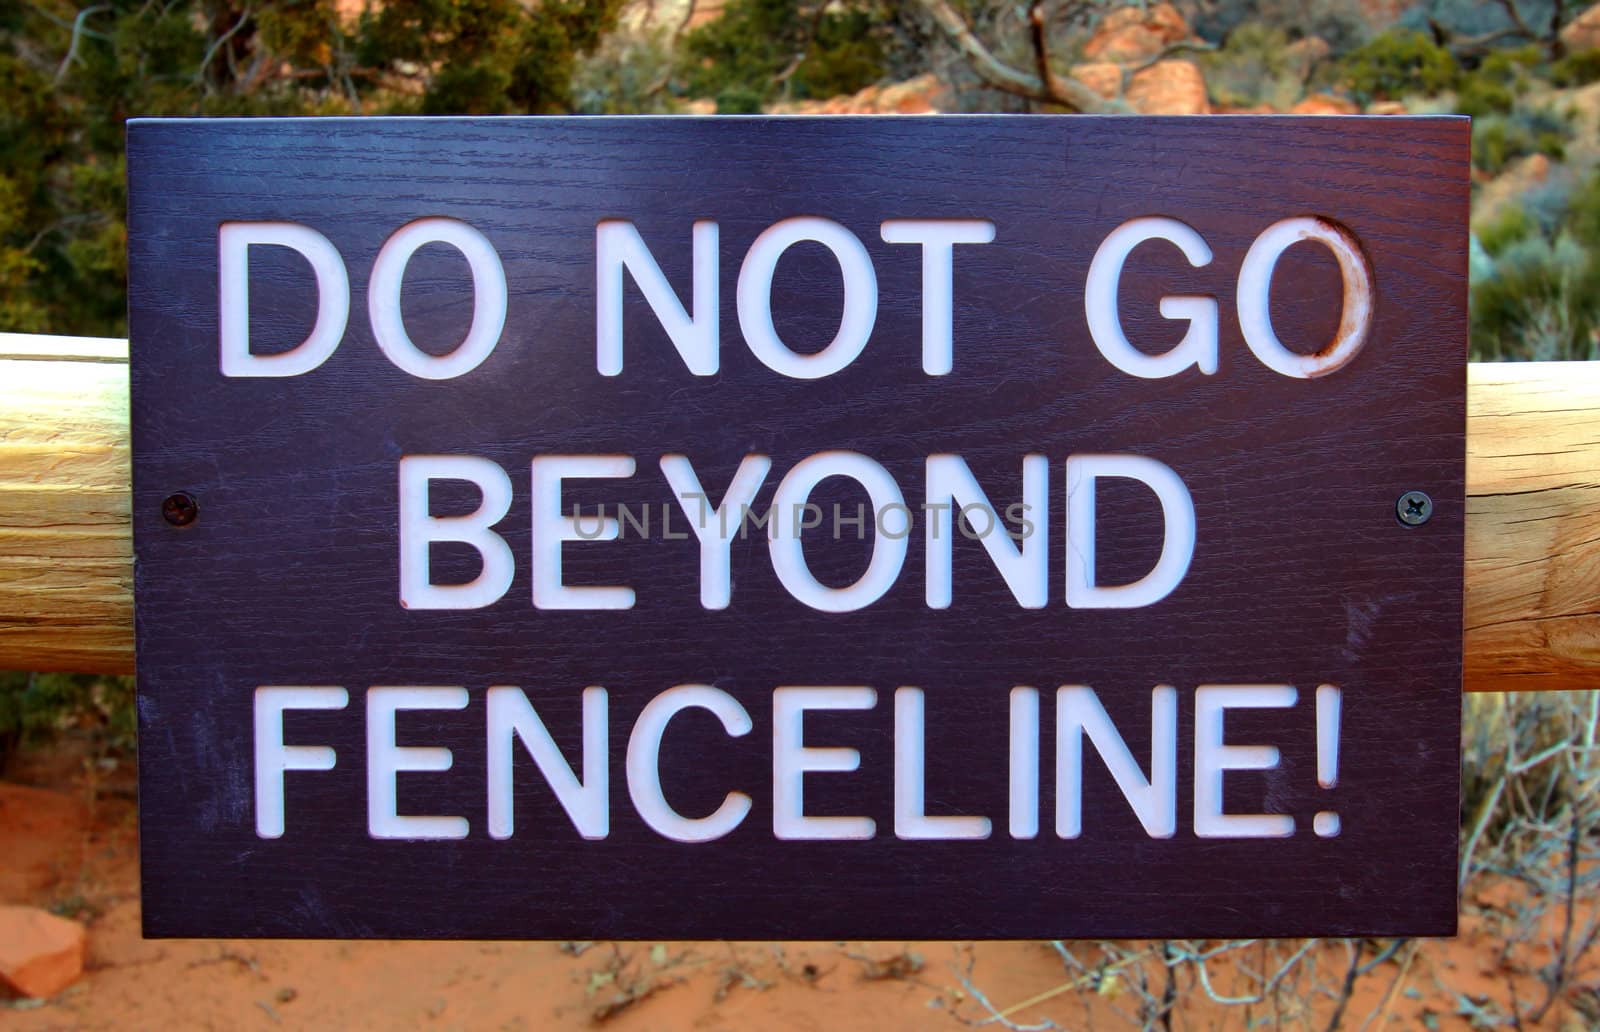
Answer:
xmin=1 ymin=747 xmax=1595 ymax=1030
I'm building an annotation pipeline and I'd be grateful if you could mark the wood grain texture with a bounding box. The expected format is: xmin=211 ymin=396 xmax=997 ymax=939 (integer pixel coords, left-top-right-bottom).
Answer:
xmin=1466 ymin=360 xmax=1600 ymax=691
xmin=5 ymin=353 xmax=1594 ymax=691
xmin=0 ymin=334 xmax=131 ymax=674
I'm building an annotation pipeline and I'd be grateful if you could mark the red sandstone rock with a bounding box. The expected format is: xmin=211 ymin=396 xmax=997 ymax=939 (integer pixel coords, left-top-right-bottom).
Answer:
xmin=1070 ymin=62 xmax=1124 ymax=100
xmin=1083 ymin=3 xmax=1191 ymax=63
xmin=1562 ymin=3 xmax=1600 ymax=51
xmin=0 ymin=906 xmax=86 ymax=999
xmin=1126 ymin=59 xmax=1209 ymax=115
xmin=1290 ymin=92 xmax=1360 ymax=115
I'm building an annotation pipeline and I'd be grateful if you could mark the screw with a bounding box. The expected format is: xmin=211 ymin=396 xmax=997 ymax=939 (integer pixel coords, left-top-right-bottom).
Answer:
xmin=1396 ymin=490 xmax=1433 ymax=527
xmin=161 ymin=492 xmax=198 ymax=527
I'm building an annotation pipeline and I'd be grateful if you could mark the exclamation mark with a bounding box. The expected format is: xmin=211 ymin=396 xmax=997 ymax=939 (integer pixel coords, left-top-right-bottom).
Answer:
xmin=1314 ymin=684 xmax=1341 ymax=838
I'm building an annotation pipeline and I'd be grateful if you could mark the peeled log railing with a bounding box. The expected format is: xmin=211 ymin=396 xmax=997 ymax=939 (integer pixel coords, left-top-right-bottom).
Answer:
xmin=1 ymin=332 xmax=1597 ymax=691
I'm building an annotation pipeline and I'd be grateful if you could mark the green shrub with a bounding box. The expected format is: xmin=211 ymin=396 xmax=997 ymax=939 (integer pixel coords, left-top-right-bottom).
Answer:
xmin=1552 ymin=48 xmax=1600 ymax=87
xmin=1473 ymin=117 xmax=1518 ymax=174
xmin=1453 ymin=74 xmax=1513 ymax=119
xmin=572 ymin=30 xmax=680 ymax=114
xmin=680 ymin=0 xmax=889 ymax=106
xmin=2 ymin=0 xmax=625 ymax=336
xmin=1537 ymin=130 xmax=1567 ymax=163
xmin=1475 ymin=205 xmax=1536 ymax=257
xmin=1337 ymin=29 xmax=1457 ymax=103
xmin=715 ymin=86 xmax=764 ymax=114
xmin=0 ymin=672 xmax=136 ymax=774
xmin=1475 ymin=44 xmax=1542 ymax=85
xmin=1190 ymin=0 xmax=1372 ymax=54
xmin=1200 ymin=22 xmax=1305 ymax=111
xmin=1468 ymin=167 xmax=1600 ymax=360
xmin=1565 ymin=170 xmax=1600 ymax=248
xmin=1470 ymin=234 xmax=1600 ymax=360
xmin=1472 ymin=108 xmax=1572 ymax=175
xmin=803 ymin=9 xmax=890 ymax=98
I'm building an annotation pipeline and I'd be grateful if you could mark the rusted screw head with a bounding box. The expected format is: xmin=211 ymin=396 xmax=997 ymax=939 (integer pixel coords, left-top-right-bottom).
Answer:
xmin=1396 ymin=490 xmax=1433 ymax=527
xmin=161 ymin=492 xmax=198 ymax=527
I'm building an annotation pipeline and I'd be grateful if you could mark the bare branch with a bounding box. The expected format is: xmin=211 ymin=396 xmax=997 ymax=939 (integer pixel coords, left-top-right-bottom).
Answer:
xmin=1322 ymin=940 xmax=1365 ymax=1032
xmin=909 ymin=0 xmax=1126 ymax=113
xmin=1430 ymin=0 xmax=1567 ymax=58
xmin=195 ymin=7 xmax=254 ymax=90
xmin=1551 ymin=0 xmax=1569 ymax=57
xmin=772 ymin=51 xmax=807 ymax=86
xmin=1494 ymin=0 xmax=1538 ymax=42
xmin=1460 ymin=756 xmax=1507 ymax=890
xmin=1184 ymin=939 xmax=1315 ymax=1007
xmin=956 ymin=972 xmax=1059 ymax=1030
xmin=53 ymin=5 xmax=111 ymax=85
xmin=1126 ymin=39 xmax=1218 ymax=77
xmin=1527 ymin=809 xmax=1583 ymax=1023
xmin=1027 ymin=2 xmax=1053 ymax=98
xmin=674 ymin=0 xmax=696 ymax=42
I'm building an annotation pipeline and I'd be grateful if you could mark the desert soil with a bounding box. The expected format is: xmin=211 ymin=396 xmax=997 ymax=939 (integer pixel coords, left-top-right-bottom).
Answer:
xmin=0 ymin=742 xmax=1593 ymax=1031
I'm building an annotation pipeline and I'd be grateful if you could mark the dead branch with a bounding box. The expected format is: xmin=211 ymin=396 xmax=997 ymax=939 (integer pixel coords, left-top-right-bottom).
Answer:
xmin=53 ymin=5 xmax=111 ymax=85
xmin=194 ymin=7 xmax=253 ymax=89
xmin=909 ymin=0 xmax=1126 ymax=113
xmin=1027 ymin=2 xmax=1054 ymax=98
xmin=1495 ymin=0 xmax=1538 ymax=44
xmin=1430 ymin=0 xmax=1573 ymax=59
xmin=1126 ymin=38 xmax=1218 ymax=77
xmin=1550 ymin=0 xmax=1569 ymax=57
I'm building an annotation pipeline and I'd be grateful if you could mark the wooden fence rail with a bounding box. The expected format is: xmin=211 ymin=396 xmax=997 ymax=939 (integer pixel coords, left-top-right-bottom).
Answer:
xmin=1 ymin=333 xmax=1597 ymax=691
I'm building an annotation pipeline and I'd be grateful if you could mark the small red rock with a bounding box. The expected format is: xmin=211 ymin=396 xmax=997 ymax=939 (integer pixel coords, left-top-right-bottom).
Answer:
xmin=0 ymin=905 xmax=87 ymax=999
xmin=1290 ymin=92 xmax=1360 ymax=115
xmin=1084 ymin=4 xmax=1192 ymax=63
xmin=1562 ymin=3 xmax=1600 ymax=52
xmin=1126 ymin=60 xmax=1210 ymax=115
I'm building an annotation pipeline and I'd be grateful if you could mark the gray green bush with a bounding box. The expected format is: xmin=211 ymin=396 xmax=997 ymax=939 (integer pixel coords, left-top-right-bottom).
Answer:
xmin=0 ymin=671 xmax=135 ymax=775
xmin=1471 ymin=107 xmax=1571 ymax=175
xmin=572 ymin=30 xmax=681 ymax=114
xmin=1200 ymin=22 xmax=1307 ymax=111
xmin=1470 ymin=170 xmax=1600 ymax=361
xmin=1337 ymin=28 xmax=1457 ymax=103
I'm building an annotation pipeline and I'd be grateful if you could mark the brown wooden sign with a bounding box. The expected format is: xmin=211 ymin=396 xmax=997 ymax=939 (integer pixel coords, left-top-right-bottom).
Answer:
xmin=127 ymin=116 xmax=1467 ymax=940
